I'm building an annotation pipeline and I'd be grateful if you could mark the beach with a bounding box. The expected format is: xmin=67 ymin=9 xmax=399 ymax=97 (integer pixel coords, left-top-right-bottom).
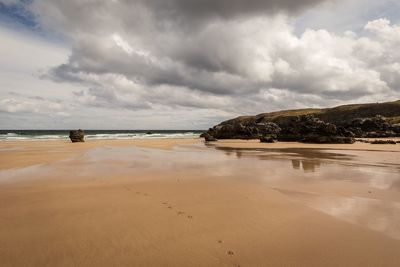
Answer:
xmin=1 ymin=138 xmax=400 ymax=266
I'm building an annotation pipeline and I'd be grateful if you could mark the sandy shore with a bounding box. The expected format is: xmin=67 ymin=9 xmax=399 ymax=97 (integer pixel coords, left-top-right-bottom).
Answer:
xmin=1 ymin=138 xmax=400 ymax=266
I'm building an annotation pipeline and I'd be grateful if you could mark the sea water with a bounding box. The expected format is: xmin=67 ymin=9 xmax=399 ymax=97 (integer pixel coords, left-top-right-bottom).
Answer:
xmin=0 ymin=130 xmax=203 ymax=141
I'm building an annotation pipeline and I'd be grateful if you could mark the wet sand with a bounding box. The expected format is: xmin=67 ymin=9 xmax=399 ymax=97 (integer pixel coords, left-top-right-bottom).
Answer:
xmin=1 ymin=139 xmax=400 ymax=266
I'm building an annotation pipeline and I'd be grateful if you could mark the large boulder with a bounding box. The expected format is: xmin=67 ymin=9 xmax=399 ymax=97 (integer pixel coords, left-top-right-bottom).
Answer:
xmin=69 ymin=129 xmax=85 ymax=142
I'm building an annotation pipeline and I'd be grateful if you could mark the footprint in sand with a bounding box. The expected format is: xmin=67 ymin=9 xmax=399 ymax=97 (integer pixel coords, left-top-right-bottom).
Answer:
xmin=217 ymin=240 xmax=223 ymax=244
xmin=161 ymin=203 xmax=193 ymax=219
xmin=227 ymin=250 xmax=234 ymax=256
xmin=136 ymin=192 xmax=141 ymax=195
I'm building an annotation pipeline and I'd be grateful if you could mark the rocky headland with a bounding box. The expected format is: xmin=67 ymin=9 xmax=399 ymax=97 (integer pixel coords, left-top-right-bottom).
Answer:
xmin=203 ymin=100 xmax=400 ymax=144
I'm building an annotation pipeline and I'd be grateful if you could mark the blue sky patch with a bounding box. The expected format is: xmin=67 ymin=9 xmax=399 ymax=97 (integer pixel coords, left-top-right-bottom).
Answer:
xmin=0 ymin=1 xmax=36 ymax=30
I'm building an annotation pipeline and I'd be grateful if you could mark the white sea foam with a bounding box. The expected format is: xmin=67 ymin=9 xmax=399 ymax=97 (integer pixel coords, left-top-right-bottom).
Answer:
xmin=0 ymin=132 xmax=200 ymax=141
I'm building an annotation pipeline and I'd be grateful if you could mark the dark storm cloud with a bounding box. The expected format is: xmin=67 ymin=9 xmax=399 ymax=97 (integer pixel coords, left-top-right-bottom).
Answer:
xmin=143 ymin=0 xmax=326 ymax=21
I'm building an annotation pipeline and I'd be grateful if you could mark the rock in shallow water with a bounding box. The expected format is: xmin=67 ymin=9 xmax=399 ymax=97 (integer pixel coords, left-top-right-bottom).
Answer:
xmin=69 ymin=129 xmax=85 ymax=143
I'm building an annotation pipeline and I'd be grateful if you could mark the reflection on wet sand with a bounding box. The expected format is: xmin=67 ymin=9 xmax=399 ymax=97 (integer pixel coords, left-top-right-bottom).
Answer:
xmin=275 ymin=188 xmax=400 ymax=240
xmin=1 ymin=140 xmax=400 ymax=266
xmin=291 ymin=159 xmax=321 ymax=172
xmin=209 ymin=144 xmax=356 ymax=162
xmin=207 ymin=144 xmax=400 ymax=239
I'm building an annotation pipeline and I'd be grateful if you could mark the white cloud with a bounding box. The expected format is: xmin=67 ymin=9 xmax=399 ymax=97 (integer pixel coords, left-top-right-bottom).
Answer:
xmin=112 ymin=34 xmax=134 ymax=55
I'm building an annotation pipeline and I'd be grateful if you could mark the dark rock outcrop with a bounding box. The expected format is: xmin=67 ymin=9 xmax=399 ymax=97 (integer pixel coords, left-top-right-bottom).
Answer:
xmin=392 ymin=124 xmax=400 ymax=134
xmin=345 ymin=115 xmax=397 ymax=138
xmin=370 ymin=140 xmax=397 ymax=145
xmin=69 ymin=129 xmax=85 ymax=142
xmin=204 ymin=100 xmax=400 ymax=144
xmin=206 ymin=121 xmax=280 ymax=140
xmin=260 ymin=135 xmax=276 ymax=143
xmin=206 ymin=114 xmax=355 ymax=144
xmin=277 ymin=115 xmax=355 ymax=144
xmin=355 ymin=139 xmax=371 ymax=143
xmin=301 ymin=135 xmax=355 ymax=144
xmin=203 ymin=133 xmax=217 ymax=142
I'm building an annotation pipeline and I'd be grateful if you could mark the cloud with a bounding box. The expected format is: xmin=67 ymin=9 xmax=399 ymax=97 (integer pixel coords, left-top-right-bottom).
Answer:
xmin=0 ymin=24 xmax=80 ymax=128
xmin=0 ymin=96 xmax=66 ymax=115
xmin=73 ymin=86 xmax=151 ymax=110
xmin=140 ymin=0 xmax=327 ymax=23
xmin=32 ymin=3 xmax=400 ymax=102
xmin=1 ymin=0 xmax=400 ymax=129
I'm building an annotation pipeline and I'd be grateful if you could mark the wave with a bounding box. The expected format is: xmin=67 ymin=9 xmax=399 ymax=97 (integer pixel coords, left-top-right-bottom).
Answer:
xmin=0 ymin=131 xmax=200 ymax=141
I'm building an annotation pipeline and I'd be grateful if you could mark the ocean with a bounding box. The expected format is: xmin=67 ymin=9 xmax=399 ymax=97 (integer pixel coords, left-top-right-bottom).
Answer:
xmin=0 ymin=130 xmax=203 ymax=141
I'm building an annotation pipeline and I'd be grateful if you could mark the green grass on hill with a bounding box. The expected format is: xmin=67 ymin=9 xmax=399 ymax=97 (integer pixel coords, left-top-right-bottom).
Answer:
xmin=221 ymin=100 xmax=400 ymax=126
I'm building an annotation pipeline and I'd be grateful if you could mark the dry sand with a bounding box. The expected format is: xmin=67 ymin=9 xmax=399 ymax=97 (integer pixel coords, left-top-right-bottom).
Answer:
xmin=1 ymin=138 xmax=400 ymax=266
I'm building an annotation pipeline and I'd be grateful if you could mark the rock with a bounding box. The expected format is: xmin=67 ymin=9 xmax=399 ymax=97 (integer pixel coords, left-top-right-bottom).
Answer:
xmin=347 ymin=115 xmax=396 ymax=138
xmin=362 ymin=115 xmax=390 ymax=131
xmin=337 ymin=126 xmax=355 ymax=137
xmin=355 ymin=139 xmax=371 ymax=143
xmin=255 ymin=122 xmax=281 ymax=137
xmin=278 ymin=115 xmax=354 ymax=144
xmin=203 ymin=133 xmax=217 ymax=142
xmin=277 ymin=133 xmax=302 ymax=142
xmin=206 ymin=109 xmax=400 ymax=143
xmin=365 ymin=131 xmax=396 ymax=138
xmin=201 ymin=100 xmax=400 ymax=142
xmin=391 ymin=124 xmax=400 ymax=134
xmin=69 ymin=129 xmax=85 ymax=142
xmin=260 ymin=135 xmax=276 ymax=143
xmin=370 ymin=140 xmax=397 ymax=144
xmin=206 ymin=121 xmax=280 ymax=140
xmin=279 ymin=115 xmax=335 ymax=135
xmin=301 ymin=135 xmax=355 ymax=144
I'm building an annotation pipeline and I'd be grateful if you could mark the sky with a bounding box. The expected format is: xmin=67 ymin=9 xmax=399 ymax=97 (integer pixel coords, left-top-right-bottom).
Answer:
xmin=0 ymin=0 xmax=399 ymax=130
